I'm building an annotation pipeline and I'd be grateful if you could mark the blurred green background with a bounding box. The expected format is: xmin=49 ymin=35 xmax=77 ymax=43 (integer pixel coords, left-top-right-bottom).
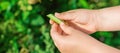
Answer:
xmin=0 ymin=0 xmax=120 ymax=53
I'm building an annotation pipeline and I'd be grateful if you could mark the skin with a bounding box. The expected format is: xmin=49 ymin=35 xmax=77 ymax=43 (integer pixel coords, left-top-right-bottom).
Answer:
xmin=50 ymin=6 xmax=120 ymax=53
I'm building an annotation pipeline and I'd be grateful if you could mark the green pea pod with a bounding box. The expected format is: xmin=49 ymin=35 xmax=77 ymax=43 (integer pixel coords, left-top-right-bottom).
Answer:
xmin=47 ymin=14 xmax=63 ymax=24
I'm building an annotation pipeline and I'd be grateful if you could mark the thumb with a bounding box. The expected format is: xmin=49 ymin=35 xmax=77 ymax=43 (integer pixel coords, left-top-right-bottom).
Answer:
xmin=55 ymin=12 xmax=74 ymax=20
xmin=50 ymin=23 xmax=62 ymax=42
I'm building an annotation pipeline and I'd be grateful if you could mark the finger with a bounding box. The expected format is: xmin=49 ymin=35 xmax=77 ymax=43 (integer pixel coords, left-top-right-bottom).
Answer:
xmin=57 ymin=25 xmax=63 ymax=35
xmin=59 ymin=22 xmax=76 ymax=34
xmin=50 ymin=23 xmax=62 ymax=41
xmin=55 ymin=12 xmax=74 ymax=20
xmin=49 ymin=20 xmax=55 ymax=25
xmin=67 ymin=21 xmax=94 ymax=34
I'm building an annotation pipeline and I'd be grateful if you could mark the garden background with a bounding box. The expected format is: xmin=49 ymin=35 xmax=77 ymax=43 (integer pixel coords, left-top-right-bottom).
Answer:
xmin=0 ymin=0 xmax=120 ymax=53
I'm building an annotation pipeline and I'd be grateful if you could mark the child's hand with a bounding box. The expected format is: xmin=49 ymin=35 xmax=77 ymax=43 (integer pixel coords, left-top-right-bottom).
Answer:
xmin=54 ymin=6 xmax=120 ymax=33
xmin=50 ymin=22 xmax=93 ymax=53
xmin=50 ymin=22 xmax=120 ymax=53
xmin=54 ymin=9 xmax=98 ymax=34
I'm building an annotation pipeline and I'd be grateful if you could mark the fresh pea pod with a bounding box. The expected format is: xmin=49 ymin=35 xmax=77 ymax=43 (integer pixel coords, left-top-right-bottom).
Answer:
xmin=47 ymin=14 xmax=63 ymax=24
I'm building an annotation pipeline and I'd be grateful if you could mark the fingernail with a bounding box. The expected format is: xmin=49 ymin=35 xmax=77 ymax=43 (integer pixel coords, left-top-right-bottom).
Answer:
xmin=55 ymin=12 xmax=60 ymax=16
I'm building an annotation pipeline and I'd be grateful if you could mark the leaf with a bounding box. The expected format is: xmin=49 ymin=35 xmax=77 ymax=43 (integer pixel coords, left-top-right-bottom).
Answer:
xmin=22 ymin=11 xmax=30 ymax=24
xmin=77 ymin=0 xmax=89 ymax=8
xmin=15 ymin=21 xmax=26 ymax=32
xmin=5 ymin=12 xmax=14 ymax=20
xmin=68 ymin=0 xmax=77 ymax=9
xmin=22 ymin=11 xmax=30 ymax=21
xmin=31 ymin=15 xmax=44 ymax=26
xmin=0 ymin=1 xmax=10 ymax=10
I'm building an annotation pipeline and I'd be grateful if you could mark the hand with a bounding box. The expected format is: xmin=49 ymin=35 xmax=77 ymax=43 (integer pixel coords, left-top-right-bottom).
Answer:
xmin=50 ymin=22 xmax=120 ymax=53
xmin=55 ymin=6 xmax=120 ymax=32
xmin=54 ymin=9 xmax=98 ymax=34
xmin=50 ymin=22 xmax=94 ymax=53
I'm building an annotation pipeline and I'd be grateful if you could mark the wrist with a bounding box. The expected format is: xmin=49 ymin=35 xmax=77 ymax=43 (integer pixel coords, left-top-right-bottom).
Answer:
xmin=91 ymin=10 xmax=103 ymax=31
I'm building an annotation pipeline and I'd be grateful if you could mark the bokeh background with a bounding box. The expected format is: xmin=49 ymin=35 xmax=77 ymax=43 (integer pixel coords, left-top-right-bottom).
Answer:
xmin=0 ymin=0 xmax=120 ymax=53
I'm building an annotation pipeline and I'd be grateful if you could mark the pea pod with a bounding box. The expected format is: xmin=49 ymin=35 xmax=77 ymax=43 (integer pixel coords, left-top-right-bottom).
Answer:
xmin=47 ymin=14 xmax=63 ymax=24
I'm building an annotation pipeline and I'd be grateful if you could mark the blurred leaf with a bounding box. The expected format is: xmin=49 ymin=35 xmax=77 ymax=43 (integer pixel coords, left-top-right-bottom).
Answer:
xmin=77 ymin=0 xmax=89 ymax=8
xmin=0 ymin=1 xmax=10 ymax=10
xmin=22 ymin=11 xmax=30 ymax=21
xmin=31 ymin=15 xmax=44 ymax=26
xmin=97 ymin=2 xmax=108 ymax=7
xmin=15 ymin=21 xmax=26 ymax=32
xmin=68 ymin=0 xmax=77 ymax=9
xmin=22 ymin=11 xmax=30 ymax=24
xmin=110 ymin=0 xmax=120 ymax=6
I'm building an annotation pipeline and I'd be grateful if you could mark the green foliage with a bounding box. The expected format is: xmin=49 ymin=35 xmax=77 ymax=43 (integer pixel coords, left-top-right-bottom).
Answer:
xmin=0 ymin=0 xmax=120 ymax=53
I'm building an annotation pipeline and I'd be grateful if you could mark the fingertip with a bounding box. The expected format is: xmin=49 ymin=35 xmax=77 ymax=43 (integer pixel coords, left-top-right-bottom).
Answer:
xmin=55 ymin=12 xmax=65 ymax=20
xmin=49 ymin=20 xmax=55 ymax=25
xmin=55 ymin=12 xmax=72 ymax=20
xmin=51 ymin=23 xmax=59 ymax=34
xmin=55 ymin=12 xmax=60 ymax=17
xmin=49 ymin=20 xmax=52 ymax=24
xmin=55 ymin=12 xmax=61 ymax=19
